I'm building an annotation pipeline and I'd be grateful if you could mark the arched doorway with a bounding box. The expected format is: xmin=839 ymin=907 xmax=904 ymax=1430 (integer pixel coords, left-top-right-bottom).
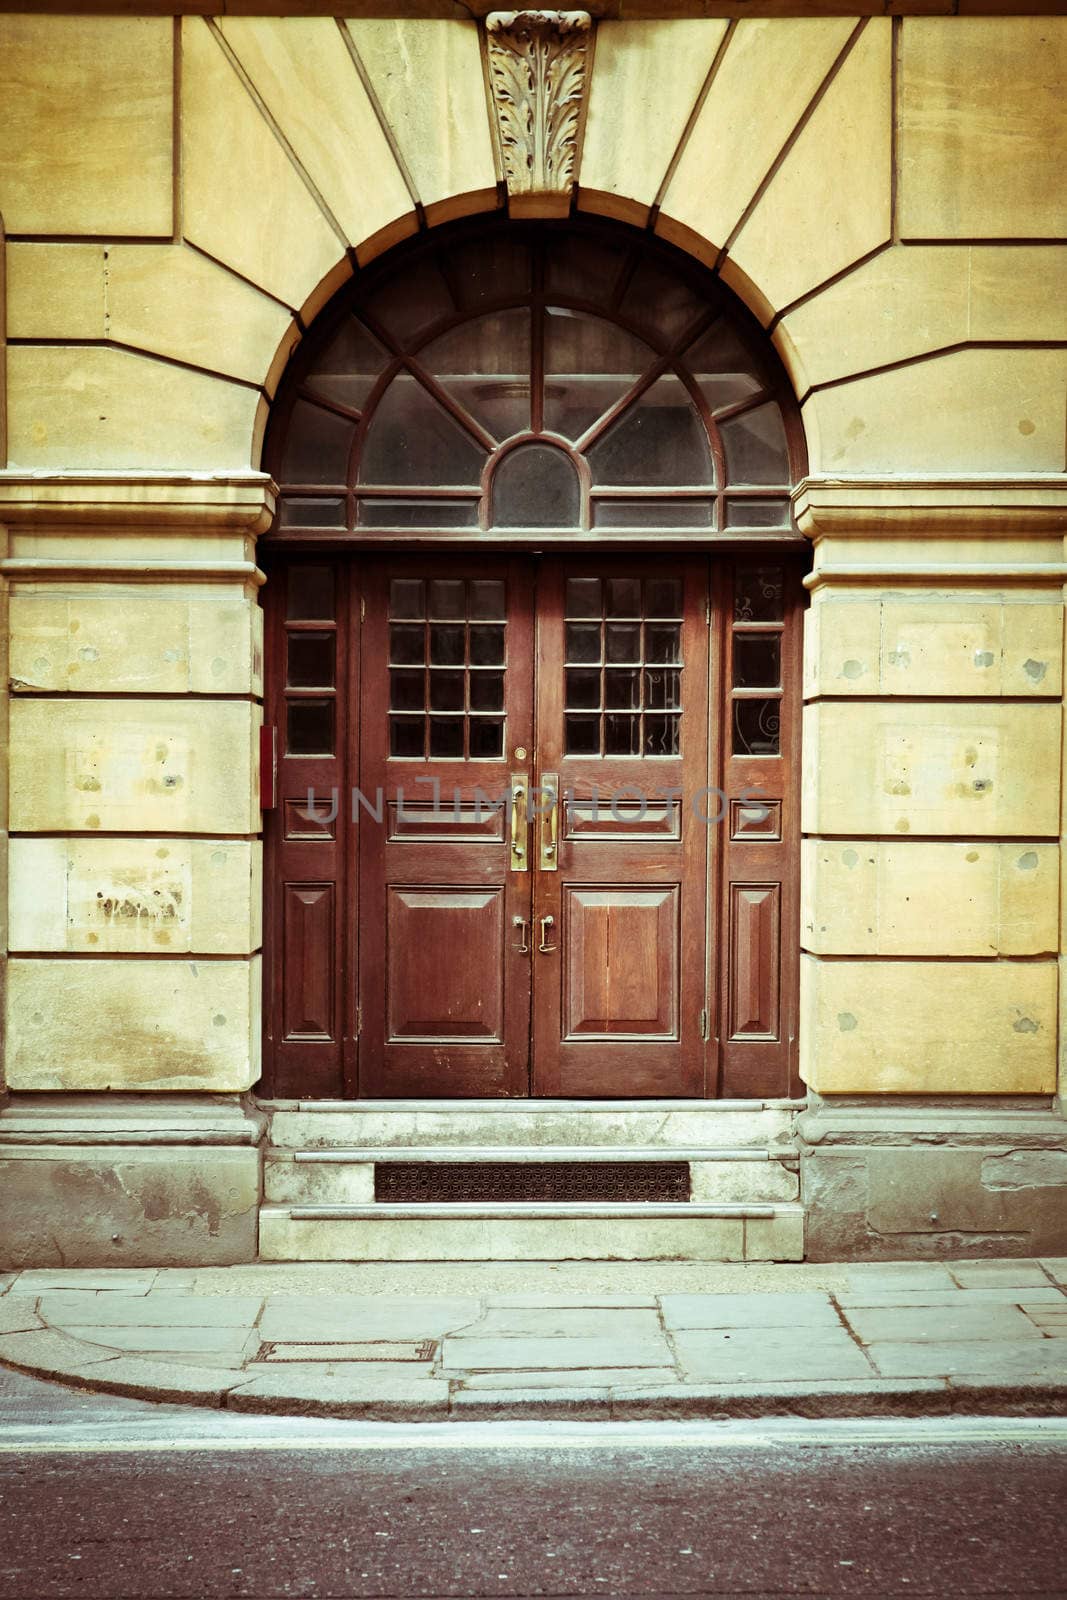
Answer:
xmin=260 ymin=216 xmax=806 ymax=1101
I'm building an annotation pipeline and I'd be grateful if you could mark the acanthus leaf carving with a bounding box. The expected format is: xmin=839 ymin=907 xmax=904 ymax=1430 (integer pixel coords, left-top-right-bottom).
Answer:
xmin=486 ymin=11 xmax=592 ymax=209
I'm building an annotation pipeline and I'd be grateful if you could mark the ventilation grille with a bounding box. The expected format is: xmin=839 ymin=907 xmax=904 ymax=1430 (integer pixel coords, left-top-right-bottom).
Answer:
xmin=374 ymin=1160 xmax=691 ymax=1204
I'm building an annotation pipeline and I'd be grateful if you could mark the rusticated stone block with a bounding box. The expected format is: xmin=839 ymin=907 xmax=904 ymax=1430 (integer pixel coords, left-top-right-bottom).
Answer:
xmin=0 ymin=1146 xmax=260 ymax=1269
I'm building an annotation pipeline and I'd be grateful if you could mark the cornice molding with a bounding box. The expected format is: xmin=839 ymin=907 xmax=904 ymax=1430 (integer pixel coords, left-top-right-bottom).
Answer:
xmin=0 ymin=472 xmax=277 ymax=533
xmin=486 ymin=10 xmax=592 ymax=217
xmin=793 ymin=476 xmax=1067 ymax=539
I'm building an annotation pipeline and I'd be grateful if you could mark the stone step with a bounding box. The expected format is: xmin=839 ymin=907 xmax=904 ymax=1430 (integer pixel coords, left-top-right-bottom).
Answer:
xmin=263 ymin=1147 xmax=801 ymax=1206
xmin=258 ymin=1202 xmax=804 ymax=1262
xmin=264 ymin=1099 xmax=800 ymax=1152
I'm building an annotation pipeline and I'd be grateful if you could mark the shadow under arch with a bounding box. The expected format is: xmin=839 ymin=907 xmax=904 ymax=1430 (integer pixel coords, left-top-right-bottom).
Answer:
xmin=256 ymin=209 xmax=809 ymax=541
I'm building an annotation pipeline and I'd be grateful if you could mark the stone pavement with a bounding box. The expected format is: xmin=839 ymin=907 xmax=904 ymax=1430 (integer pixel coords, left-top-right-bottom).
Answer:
xmin=1 ymin=1257 xmax=1065 ymax=1420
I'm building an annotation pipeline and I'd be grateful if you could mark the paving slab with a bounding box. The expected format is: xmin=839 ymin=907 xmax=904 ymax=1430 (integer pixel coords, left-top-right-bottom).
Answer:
xmin=66 ymin=1357 xmax=248 ymax=1407
xmin=949 ymin=1260 xmax=1056 ymax=1289
xmin=672 ymin=1327 xmax=873 ymax=1384
xmin=61 ymin=1325 xmax=261 ymax=1357
xmin=0 ymin=1328 xmax=120 ymax=1372
xmin=228 ymin=1368 xmax=449 ymax=1417
xmin=460 ymin=1367 xmax=679 ymax=1390
xmin=440 ymin=1335 xmax=673 ymax=1371
xmin=836 ymin=1286 xmax=1067 ymax=1308
xmin=258 ymin=1295 xmax=480 ymax=1342
xmin=39 ymin=1292 xmax=263 ymax=1328
xmin=486 ymin=1293 xmax=655 ymax=1308
xmin=843 ymin=1302 xmax=1043 ymax=1345
xmin=0 ymin=1298 xmax=44 ymax=1337
xmin=1039 ymin=1258 xmax=1067 ymax=1284
xmin=867 ymin=1339 xmax=1067 ymax=1380
xmin=845 ymin=1263 xmax=958 ymax=1290
xmin=474 ymin=1307 xmax=663 ymax=1339
xmin=660 ymin=1292 xmax=839 ymax=1329
xmin=12 ymin=1270 xmax=159 ymax=1295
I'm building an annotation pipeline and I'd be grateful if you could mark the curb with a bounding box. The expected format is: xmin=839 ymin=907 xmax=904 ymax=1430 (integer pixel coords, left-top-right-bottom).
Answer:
xmin=2 ymin=1341 xmax=1066 ymax=1422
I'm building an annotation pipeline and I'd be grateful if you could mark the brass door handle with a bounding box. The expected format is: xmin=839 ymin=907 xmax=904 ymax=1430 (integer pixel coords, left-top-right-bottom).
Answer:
xmin=509 ymin=774 xmax=529 ymax=872
xmin=538 ymin=773 xmax=559 ymax=871
xmin=512 ymin=915 xmax=530 ymax=955
xmin=537 ymin=914 xmax=556 ymax=953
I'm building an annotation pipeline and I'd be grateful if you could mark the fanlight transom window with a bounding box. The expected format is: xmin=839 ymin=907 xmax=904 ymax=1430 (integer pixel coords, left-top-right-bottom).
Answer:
xmin=269 ymin=221 xmax=801 ymax=537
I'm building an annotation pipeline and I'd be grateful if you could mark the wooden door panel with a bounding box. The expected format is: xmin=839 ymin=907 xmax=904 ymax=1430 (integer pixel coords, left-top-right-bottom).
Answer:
xmin=563 ymin=886 xmax=678 ymax=1038
xmin=728 ymin=882 xmax=781 ymax=1039
xmin=358 ymin=558 xmax=534 ymax=1096
xmin=386 ymin=887 xmax=505 ymax=1042
xmin=532 ymin=558 xmax=709 ymax=1097
xmin=282 ymin=883 xmax=335 ymax=1040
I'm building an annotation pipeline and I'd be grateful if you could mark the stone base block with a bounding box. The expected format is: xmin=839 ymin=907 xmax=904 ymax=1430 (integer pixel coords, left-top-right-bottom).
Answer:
xmin=799 ymin=1100 xmax=1067 ymax=1261
xmin=0 ymin=1095 xmax=264 ymax=1268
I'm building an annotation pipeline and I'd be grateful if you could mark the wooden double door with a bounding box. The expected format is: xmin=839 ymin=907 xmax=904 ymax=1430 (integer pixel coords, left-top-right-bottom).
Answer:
xmin=264 ymin=553 xmax=801 ymax=1100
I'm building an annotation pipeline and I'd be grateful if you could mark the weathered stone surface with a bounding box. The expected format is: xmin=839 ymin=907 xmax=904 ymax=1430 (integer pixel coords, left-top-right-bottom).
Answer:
xmin=259 ymin=1211 xmax=749 ymax=1262
xmin=6 ymin=957 xmax=261 ymax=1092
xmin=10 ymin=589 xmax=263 ymax=697
xmin=9 ymin=838 xmax=261 ymax=956
xmin=473 ymin=1307 xmax=662 ymax=1339
xmin=800 ymin=956 xmax=1057 ymax=1095
xmin=440 ymin=1334 xmax=673 ymax=1371
xmin=802 ymin=700 xmax=1060 ymax=838
xmin=0 ymin=1147 xmax=261 ymax=1270
xmin=660 ymin=17 xmax=854 ymax=263
xmin=0 ymin=16 xmax=172 ymax=235
xmin=690 ymin=1160 xmax=799 ymax=1204
xmin=804 ymin=346 xmax=1067 ymax=475
xmin=68 ymin=1356 xmax=246 ymax=1406
xmin=6 ymin=346 xmax=261 ymax=473
xmin=461 ymin=1367 xmax=677 ymax=1390
xmin=898 ymin=17 xmax=1067 ymax=239
xmin=345 ymin=19 xmax=496 ymax=224
xmin=660 ymin=1292 xmax=839 ymax=1330
xmin=780 ymin=244 xmax=1067 ymax=392
xmin=0 ymin=1299 xmax=43 ymax=1337
xmin=844 ymin=1301 xmax=1041 ymax=1344
xmin=10 ymin=698 xmax=260 ymax=835
xmin=672 ymin=1327 xmax=873 ymax=1383
xmin=258 ymin=1295 xmax=479 ymax=1343
xmin=950 ymin=1259 xmax=1057 ymax=1287
xmin=580 ymin=20 xmax=727 ymax=222
xmin=263 ymin=1157 xmax=375 ymax=1205
xmin=801 ymin=840 xmax=1058 ymax=958
xmin=61 ymin=1325 xmax=258 ymax=1357
xmin=868 ymin=1339 xmax=1067 ymax=1380
xmin=227 ymin=1367 xmax=449 ymax=1416
xmin=744 ymin=1211 xmax=805 ymax=1262
xmin=982 ymin=1151 xmax=1067 ymax=1191
xmin=181 ymin=16 xmax=343 ymax=311
xmin=218 ymin=17 xmax=412 ymax=254
xmin=41 ymin=1292 xmax=262 ymax=1328
xmin=726 ymin=19 xmax=891 ymax=321
xmin=804 ymin=595 xmax=1064 ymax=700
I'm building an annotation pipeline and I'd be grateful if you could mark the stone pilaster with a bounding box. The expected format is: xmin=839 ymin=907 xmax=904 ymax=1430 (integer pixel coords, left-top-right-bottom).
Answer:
xmin=0 ymin=472 xmax=273 ymax=1265
xmin=794 ymin=476 xmax=1067 ymax=1258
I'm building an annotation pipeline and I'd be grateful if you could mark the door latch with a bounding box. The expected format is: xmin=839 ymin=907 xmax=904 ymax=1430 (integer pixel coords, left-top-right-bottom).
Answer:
xmin=537 ymin=914 xmax=557 ymax=953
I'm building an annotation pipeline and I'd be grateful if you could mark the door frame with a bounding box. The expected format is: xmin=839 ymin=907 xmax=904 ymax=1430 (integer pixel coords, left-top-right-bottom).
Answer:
xmin=259 ymin=543 xmax=805 ymax=1101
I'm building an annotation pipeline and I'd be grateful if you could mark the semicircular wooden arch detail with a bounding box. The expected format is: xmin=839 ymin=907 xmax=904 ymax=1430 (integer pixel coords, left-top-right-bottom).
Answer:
xmin=263 ymin=214 xmax=807 ymax=542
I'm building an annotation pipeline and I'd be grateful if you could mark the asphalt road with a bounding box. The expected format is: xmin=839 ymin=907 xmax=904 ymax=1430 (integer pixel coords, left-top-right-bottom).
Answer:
xmin=0 ymin=1367 xmax=1065 ymax=1598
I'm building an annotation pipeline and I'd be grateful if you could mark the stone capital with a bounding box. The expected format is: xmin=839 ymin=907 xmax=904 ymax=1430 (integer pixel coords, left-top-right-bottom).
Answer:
xmin=0 ymin=472 xmax=277 ymax=534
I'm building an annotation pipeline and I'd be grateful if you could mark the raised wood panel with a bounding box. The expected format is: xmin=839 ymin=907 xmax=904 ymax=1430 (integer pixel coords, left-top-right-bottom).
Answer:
xmin=386 ymin=887 xmax=504 ymax=1043
xmin=729 ymin=798 xmax=782 ymax=840
xmin=388 ymin=802 xmax=506 ymax=843
xmin=564 ymin=799 xmax=682 ymax=841
xmin=728 ymin=882 xmax=781 ymax=1040
xmin=282 ymin=883 xmax=335 ymax=1041
xmin=563 ymin=885 xmax=679 ymax=1039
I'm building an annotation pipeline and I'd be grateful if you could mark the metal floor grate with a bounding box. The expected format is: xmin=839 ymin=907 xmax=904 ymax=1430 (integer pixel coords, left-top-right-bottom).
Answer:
xmin=374 ymin=1160 xmax=691 ymax=1204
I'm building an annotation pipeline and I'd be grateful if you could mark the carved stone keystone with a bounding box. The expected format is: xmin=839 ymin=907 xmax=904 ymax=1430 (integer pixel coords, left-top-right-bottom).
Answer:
xmin=486 ymin=10 xmax=592 ymax=217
